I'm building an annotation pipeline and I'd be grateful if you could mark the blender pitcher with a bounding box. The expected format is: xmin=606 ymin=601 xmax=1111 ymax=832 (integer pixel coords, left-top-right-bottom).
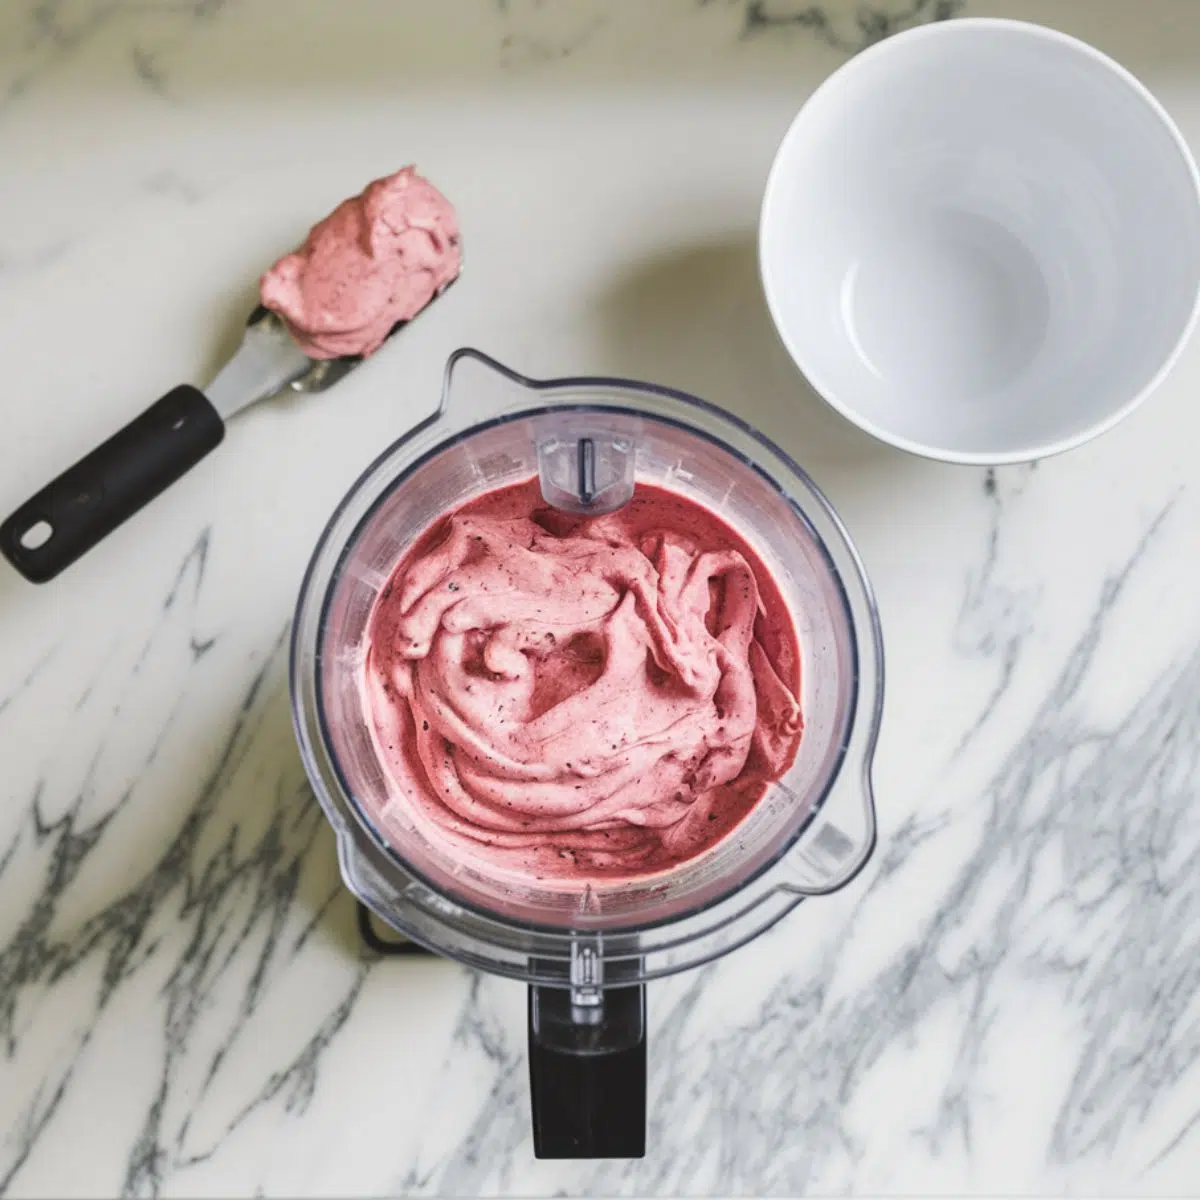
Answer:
xmin=290 ymin=348 xmax=883 ymax=1158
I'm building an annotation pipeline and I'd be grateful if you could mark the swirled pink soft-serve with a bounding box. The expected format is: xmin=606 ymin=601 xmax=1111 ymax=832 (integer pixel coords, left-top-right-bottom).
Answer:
xmin=359 ymin=478 xmax=804 ymax=889
xmin=259 ymin=166 xmax=460 ymax=359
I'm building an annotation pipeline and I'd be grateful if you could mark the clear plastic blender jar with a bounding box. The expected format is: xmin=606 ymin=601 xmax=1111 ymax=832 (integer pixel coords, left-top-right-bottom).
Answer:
xmin=290 ymin=349 xmax=883 ymax=1158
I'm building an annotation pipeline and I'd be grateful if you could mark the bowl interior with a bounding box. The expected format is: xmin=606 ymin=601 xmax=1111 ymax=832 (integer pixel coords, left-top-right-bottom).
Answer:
xmin=760 ymin=19 xmax=1200 ymax=462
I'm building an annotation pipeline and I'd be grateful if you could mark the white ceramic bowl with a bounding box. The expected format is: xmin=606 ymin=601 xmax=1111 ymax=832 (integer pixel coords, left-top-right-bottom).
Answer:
xmin=759 ymin=18 xmax=1200 ymax=464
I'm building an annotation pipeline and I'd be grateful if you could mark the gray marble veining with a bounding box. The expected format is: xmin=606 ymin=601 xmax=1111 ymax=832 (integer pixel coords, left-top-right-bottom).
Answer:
xmin=1 ymin=0 xmax=1199 ymax=1196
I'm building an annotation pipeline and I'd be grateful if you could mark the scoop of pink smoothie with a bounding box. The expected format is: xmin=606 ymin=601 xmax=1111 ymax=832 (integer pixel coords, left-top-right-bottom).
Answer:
xmin=362 ymin=480 xmax=803 ymax=886
xmin=259 ymin=166 xmax=460 ymax=359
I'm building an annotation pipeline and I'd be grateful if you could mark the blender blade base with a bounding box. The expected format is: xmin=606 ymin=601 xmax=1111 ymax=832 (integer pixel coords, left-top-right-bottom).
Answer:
xmin=356 ymin=902 xmax=433 ymax=956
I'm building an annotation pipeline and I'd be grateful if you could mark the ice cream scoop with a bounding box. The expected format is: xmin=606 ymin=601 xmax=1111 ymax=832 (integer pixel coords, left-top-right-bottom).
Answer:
xmin=0 ymin=167 xmax=460 ymax=584
xmin=261 ymin=167 xmax=460 ymax=359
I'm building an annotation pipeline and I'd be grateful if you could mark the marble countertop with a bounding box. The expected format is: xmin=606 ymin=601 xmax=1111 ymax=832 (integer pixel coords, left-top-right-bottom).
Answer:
xmin=3 ymin=0 xmax=1200 ymax=1195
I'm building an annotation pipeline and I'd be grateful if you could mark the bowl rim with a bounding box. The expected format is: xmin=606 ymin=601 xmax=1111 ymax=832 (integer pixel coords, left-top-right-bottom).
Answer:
xmin=758 ymin=16 xmax=1200 ymax=466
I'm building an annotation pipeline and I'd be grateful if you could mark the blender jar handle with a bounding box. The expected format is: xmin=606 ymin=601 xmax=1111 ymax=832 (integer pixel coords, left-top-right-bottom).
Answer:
xmin=527 ymin=980 xmax=646 ymax=1159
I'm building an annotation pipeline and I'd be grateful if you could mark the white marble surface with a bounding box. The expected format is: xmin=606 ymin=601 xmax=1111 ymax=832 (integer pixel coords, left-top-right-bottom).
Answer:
xmin=2 ymin=0 xmax=1200 ymax=1195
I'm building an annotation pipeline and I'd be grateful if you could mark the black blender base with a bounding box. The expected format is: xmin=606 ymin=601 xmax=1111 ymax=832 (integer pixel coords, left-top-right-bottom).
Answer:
xmin=528 ymin=984 xmax=647 ymax=1159
xmin=528 ymin=1043 xmax=647 ymax=1158
xmin=355 ymin=901 xmax=434 ymax=956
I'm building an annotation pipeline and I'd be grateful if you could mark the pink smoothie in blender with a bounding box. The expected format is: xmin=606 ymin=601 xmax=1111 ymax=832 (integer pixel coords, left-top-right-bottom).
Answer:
xmin=360 ymin=477 xmax=804 ymax=890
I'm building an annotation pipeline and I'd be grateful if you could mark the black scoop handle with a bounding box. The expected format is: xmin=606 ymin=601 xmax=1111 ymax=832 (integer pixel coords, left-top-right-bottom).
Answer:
xmin=0 ymin=385 xmax=224 ymax=583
